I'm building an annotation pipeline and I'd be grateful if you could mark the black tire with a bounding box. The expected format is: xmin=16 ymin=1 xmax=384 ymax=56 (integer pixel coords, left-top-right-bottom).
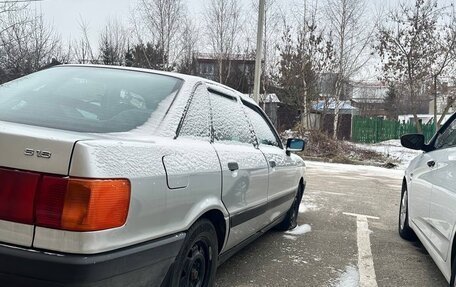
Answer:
xmin=169 ymin=219 xmax=218 ymax=287
xmin=450 ymin=256 xmax=456 ymax=287
xmin=398 ymin=183 xmax=416 ymax=241
xmin=275 ymin=182 xmax=304 ymax=231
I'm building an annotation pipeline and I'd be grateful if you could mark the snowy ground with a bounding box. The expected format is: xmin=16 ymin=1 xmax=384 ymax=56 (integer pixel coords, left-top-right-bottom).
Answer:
xmin=354 ymin=139 xmax=422 ymax=169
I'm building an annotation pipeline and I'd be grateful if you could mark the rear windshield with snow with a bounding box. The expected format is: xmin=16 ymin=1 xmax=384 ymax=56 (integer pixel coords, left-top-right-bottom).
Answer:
xmin=0 ymin=66 xmax=183 ymax=133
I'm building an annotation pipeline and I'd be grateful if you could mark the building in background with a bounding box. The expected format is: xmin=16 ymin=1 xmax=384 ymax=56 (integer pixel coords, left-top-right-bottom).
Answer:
xmin=428 ymin=80 xmax=456 ymax=116
xmin=194 ymin=53 xmax=256 ymax=94
xmin=350 ymin=81 xmax=388 ymax=117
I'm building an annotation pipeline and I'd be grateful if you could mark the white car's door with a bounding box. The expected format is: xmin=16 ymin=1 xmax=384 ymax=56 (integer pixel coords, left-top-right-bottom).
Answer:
xmin=426 ymin=117 xmax=456 ymax=261
xmin=241 ymin=100 xmax=299 ymax=223
xmin=408 ymin=152 xmax=436 ymax=239
xmin=208 ymin=89 xmax=269 ymax=251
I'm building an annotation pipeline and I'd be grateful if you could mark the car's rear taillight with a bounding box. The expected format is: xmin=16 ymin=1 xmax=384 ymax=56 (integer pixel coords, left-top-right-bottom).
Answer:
xmin=36 ymin=177 xmax=131 ymax=231
xmin=0 ymin=167 xmax=130 ymax=231
xmin=0 ymin=168 xmax=40 ymax=224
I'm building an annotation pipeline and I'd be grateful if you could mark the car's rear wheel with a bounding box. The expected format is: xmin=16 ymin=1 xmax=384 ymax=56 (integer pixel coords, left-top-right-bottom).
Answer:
xmin=450 ymin=255 xmax=456 ymax=287
xmin=398 ymin=184 xmax=416 ymax=240
xmin=275 ymin=182 xmax=304 ymax=231
xmin=169 ymin=219 xmax=218 ymax=287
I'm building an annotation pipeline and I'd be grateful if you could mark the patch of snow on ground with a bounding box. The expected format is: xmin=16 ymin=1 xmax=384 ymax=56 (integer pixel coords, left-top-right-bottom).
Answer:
xmin=299 ymin=201 xmax=319 ymax=213
xmin=306 ymin=160 xmax=404 ymax=178
xmin=299 ymin=189 xmax=321 ymax=213
xmin=283 ymin=235 xmax=297 ymax=241
xmin=285 ymin=224 xmax=312 ymax=236
xmin=332 ymin=265 xmax=359 ymax=287
xmin=354 ymin=139 xmax=422 ymax=170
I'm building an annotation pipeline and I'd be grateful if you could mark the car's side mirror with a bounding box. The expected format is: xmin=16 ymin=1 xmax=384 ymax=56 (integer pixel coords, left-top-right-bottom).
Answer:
xmin=401 ymin=133 xmax=425 ymax=150
xmin=286 ymin=138 xmax=306 ymax=155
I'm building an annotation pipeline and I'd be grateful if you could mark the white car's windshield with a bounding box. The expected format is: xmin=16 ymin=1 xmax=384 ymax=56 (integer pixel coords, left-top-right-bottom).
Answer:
xmin=0 ymin=66 xmax=183 ymax=133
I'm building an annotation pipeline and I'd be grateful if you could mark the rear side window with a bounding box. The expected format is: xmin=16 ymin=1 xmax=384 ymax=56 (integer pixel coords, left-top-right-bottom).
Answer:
xmin=209 ymin=91 xmax=255 ymax=145
xmin=179 ymin=85 xmax=211 ymax=140
xmin=243 ymin=102 xmax=280 ymax=147
xmin=0 ymin=66 xmax=183 ymax=133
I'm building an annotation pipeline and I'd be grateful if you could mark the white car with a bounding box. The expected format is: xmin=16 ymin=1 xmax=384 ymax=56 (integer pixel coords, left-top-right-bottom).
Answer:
xmin=400 ymin=115 xmax=456 ymax=285
xmin=0 ymin=65 xmax=306 ymax=287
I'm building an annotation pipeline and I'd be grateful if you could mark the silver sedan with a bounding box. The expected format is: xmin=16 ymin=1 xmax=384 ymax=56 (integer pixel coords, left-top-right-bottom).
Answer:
xmin=0 ymin=65 xmax=306 ymax=287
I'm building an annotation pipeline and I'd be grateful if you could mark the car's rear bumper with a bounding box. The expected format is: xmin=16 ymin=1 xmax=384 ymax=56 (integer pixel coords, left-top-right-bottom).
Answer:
xmin=0 ymin=233 xmax=185 ymax=287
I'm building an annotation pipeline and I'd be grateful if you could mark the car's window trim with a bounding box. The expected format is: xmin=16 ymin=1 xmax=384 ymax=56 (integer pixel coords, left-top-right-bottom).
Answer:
xmin=207 ymin=88 xmax=237 ymax=101
xmin=428 ymin=113 xmax=456 ymax=151
xmin=241 ymin=99 xmax=283 ymax=149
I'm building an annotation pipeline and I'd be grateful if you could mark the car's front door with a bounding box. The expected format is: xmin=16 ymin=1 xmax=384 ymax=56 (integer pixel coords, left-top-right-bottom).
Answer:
xmin=408 ymin=152 xmax=436 ymax=239
xmin=208 ymin=88 xmax=269 ymax=252
xmin=241 ymin=100 xmax=299 ymax=224
xmin=427 ymin=117 xmax=456 ymax=261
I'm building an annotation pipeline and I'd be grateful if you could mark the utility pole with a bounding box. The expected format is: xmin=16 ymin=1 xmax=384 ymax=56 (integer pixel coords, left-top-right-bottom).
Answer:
xmin=253 ymin=0 xmax=265 ymax=104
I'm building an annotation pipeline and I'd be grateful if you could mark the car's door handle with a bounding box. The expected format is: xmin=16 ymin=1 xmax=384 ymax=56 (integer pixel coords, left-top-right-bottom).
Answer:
xmin=269 ymin=161 xmax=276 ymax=168
xmin=228 ymin=162 xmax=239 ymax=171
xmin=427 ymin=160 xmax=436 ymax=168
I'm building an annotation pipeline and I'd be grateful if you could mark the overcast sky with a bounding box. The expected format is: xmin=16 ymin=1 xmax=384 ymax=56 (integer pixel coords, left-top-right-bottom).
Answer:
xmin=35 ymin=0 xmax=396 ymax=48
xmin=36 ymin=0 xmax=209 ymax=46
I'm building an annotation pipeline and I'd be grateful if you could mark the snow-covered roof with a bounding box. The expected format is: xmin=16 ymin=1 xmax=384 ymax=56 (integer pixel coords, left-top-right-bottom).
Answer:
xmin=313 ymin=100 xmax=359 ymax=111
xmin=350 ymin=81 xmax=388 ymax=102
xmin=195 ymin=52 xmax=256 ymax=61
xmin=261 ymin=93 xmax=280 ymax=103
xmin=245 ymin=93 xmax=280 ymax=103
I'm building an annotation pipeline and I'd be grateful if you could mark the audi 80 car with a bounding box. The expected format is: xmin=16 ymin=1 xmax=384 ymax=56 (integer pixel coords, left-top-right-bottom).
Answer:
xmin=400 ymin=113 xmax=456 ymax=286
xmin=0 ymin=65 xmax=306 ymax=287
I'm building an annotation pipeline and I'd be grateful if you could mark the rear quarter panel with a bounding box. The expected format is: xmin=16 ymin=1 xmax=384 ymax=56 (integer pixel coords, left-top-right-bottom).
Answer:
xmin=33 ymin=137 xmax=227 ymax=254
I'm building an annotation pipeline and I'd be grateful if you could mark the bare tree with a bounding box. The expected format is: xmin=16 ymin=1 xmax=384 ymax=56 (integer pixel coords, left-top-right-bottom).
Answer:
xmin=377 ymin=0 xmax=442 ymax=133
xmin=276 ymin=11 xmax=336 ymax=131
xmin=205 ymin=0 xmax=243 ymax=84
xmin=135 ymin=0 xmax=183 ymax=69
xmin=0 ymin=1 xmax=27 ymax=34
xmin=324 ymin=0 xmax=376 ymax=139
xmin=0 ymin=9 xmax=61 ymax=82
xmin=98 ymin=18 xmax=129 ymax=65
xmin=72 ymin=18 xmax=96 ymax=64
xmin=296 ymin=0 xmax=331 ymax=129
xmin=430 ymin=7 xmax=456 ymax=129
xmin=176 ymin=16 xmax=199 ymax=74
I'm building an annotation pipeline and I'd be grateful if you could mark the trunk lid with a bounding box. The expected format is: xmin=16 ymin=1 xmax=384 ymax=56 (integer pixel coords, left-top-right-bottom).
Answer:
xmin=0 ymin=121 xmax=92 ymax=175
xmin=0 ymin=121 xmax=94 ymax=247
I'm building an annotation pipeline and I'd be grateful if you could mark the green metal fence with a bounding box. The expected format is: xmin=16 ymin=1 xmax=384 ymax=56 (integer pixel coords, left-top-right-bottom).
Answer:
xmin=351 ymin=116 xmax=435 ymax=143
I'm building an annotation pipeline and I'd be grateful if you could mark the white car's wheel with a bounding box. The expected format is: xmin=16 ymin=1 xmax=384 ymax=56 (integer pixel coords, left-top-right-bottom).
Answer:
xmin=451 ymin=256 xmax=456 ymax=287
xmin=398 ymin=184 xmax=416 ymax=240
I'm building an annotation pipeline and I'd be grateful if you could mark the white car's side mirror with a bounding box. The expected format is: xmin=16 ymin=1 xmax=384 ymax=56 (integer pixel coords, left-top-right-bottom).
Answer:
xmin=401 ymin=134 xmax=425 ymax=151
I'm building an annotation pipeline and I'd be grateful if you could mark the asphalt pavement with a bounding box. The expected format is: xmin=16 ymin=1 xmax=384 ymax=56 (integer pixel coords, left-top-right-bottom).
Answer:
xmin=215 ymin=161 xmax=448 ymax=287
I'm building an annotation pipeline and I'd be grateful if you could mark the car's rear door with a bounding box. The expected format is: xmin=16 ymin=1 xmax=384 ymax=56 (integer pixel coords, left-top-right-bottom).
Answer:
xmin=208 ymin=88 xmax=269 ymax=251
xmin=241 ymin=100 xmax=299 ymax=224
